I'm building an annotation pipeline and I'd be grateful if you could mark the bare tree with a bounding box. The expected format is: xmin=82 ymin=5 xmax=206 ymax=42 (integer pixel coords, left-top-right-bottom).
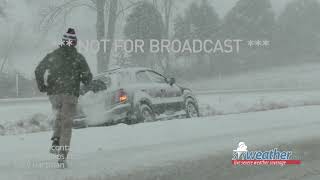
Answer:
xmin=101 ymin=0 xmax=141 ymax=72
xmin=102 ymin=0 xmax=117 ymax=72
xmin=153 ymin=0 xmax=174 ymax=74
xmin=163 ymin=0 xmax=173 ymax=73
xmin=39 ymin=0 xmax=96 ymax=34
xmin=1 ymin=23 xmax=22 ymax=74
xmin=0 ymin=0 xmax=6 ymax=18
xmin=39 ymin=0 xmax=140 ymax=73
xmin=96 ymin=0 xmax=107 ymax=72
xmin=39 ymin=0 xmax=109 ymax=72
xmin=0 ymin=8 xmax=4 ymax=18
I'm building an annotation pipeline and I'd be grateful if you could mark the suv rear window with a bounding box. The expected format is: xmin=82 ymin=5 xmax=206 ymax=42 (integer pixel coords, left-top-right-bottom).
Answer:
xmin=136 ymin=71 xmax=152 ymax=83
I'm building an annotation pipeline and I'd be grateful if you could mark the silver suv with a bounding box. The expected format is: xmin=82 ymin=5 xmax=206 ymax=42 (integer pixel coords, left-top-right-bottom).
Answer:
xmin=74 ymin=67 xmax=199 ymax=127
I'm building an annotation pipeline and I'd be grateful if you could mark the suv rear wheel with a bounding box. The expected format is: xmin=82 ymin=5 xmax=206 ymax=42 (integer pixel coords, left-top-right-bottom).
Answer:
xmin=185 ymin=98 xmax=200 ymax=118
xmin=137 ymin=104 xmax=156 ymax=123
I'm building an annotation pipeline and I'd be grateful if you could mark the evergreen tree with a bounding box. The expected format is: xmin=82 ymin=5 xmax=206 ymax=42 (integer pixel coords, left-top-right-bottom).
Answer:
xmin=173 ymin=0 xmax=220 ymax=76
xmin=275 ymin=0 xmax=320 ymax=58
xmin=214 ymin=0 xmax=276 ymax=74
xmin=0 ymin=0 xmax=6 ymax=18
xmin=174 ymin=0 xmax=220 ymax=54
xmin=193 ymin=0 xmax=220 ymax=40
xmin=124 ymin=2 xmax=164 ymax=67
xmin=222 ymin=0 xmax=275 ymax=40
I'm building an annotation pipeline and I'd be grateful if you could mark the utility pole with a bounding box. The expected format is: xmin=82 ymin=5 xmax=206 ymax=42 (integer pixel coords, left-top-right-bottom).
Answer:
xmin=16 ymin=73 xmax=19 ymax=97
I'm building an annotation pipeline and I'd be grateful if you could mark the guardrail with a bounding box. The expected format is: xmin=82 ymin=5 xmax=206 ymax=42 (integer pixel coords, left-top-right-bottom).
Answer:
xmin=0 ymin=97 xmax=48 ymax=105
xmin=1 ymin=87 xmax=320 ymax=105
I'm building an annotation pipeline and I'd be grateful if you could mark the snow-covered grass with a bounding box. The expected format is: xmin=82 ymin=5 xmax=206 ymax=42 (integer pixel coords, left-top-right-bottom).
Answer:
xmin=184 ymin=63 xmax=320 ymax=91
xmin=2 ymin=89 xmax=320 ymax=136
xmin=198 ymin=90 xmax=320 ymax=116
xmin=0 ymin=113 xmax=51 ymax=136
xmin=0 ymin=102 xmax=51 ymax=135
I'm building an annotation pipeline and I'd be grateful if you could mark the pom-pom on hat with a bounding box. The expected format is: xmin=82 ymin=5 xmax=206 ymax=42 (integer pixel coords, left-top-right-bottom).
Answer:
xmin=62 ymin=28 xmax=77 ymax=46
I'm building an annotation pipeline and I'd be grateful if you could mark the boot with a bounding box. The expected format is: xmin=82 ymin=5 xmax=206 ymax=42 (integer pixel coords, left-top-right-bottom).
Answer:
xmin=58 ymin=158 xmax=68 ymax=169
xmin=57 ymin=150 xmax=68 ymax=169
xmin=49 ymin=137 xmax=59 ymax=154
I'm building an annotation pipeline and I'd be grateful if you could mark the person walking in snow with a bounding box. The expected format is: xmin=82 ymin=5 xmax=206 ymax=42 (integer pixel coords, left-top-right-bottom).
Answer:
xmin=35 ymin=28 xmax=92 ymax=168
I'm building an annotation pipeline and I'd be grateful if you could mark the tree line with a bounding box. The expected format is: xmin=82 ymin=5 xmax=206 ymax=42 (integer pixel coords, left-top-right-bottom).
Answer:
xmin=122 ymin=0 xmax=320 ymax=79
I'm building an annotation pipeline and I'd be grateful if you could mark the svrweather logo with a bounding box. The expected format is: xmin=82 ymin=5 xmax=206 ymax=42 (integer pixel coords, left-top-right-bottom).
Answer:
xmin=232 ymin=142 xmax=301 ymax=166
xmin=233 ymin=142 xmax=248 ymax=159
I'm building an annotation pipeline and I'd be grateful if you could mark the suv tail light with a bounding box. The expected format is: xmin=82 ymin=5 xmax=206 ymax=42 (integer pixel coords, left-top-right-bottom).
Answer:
xmin=116 ymin=89 xmax=128 ymax=103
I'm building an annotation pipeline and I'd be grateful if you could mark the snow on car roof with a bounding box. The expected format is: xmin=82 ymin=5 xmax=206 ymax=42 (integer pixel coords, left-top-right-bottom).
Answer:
xmin=96 ymin=67 xmax=151 ymax=77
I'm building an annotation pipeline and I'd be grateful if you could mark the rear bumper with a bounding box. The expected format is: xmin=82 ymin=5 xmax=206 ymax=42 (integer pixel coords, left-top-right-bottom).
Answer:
xmin=73 ymin=103 xmax=132 ymax=128
xmin=101 ymin=103 xmax=132 ymax=125
xmin=73 ymin=117 xmax=87 ymax=129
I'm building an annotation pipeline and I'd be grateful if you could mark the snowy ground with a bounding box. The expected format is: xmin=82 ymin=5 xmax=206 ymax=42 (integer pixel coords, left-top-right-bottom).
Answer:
xmin=1 ymin=106 xmax=320 ymax=180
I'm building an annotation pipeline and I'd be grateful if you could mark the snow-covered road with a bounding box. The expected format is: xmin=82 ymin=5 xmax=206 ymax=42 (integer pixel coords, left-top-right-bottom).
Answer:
xmin=1 ymin=106 xmax=320 ymax=180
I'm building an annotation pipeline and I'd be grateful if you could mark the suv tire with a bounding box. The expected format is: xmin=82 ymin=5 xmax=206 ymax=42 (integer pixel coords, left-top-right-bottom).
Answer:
xmin=137 ymin=104 xmax=156 ymax=123
xmin=185 ymin=98 xmax=200 ymax=118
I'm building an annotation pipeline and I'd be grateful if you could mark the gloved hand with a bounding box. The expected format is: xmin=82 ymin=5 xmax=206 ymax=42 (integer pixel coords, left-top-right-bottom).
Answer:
xmin=38 ymin=85 xmax=48 ymax=92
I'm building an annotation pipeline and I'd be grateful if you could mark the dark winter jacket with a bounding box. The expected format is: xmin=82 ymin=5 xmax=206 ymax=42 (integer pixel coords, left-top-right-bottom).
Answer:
xmin=35 ymin=46 xmax=92 ymax=97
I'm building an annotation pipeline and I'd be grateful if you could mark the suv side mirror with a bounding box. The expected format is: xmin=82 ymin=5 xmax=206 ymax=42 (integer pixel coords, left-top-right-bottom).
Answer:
xmin=168 ymin=77 xmax=175 ymax=86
